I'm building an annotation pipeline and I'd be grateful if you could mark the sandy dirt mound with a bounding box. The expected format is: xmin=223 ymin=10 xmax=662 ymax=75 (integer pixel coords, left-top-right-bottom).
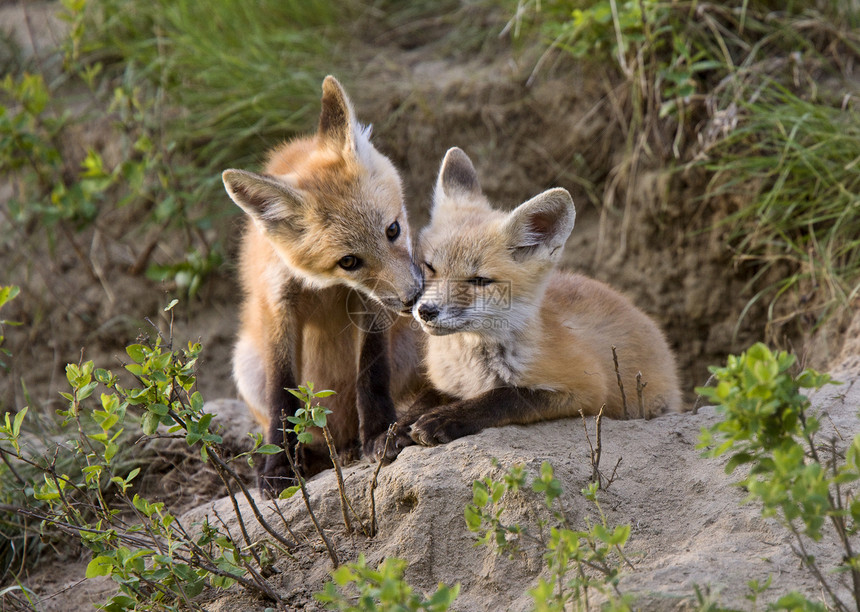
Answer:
xmin=163 ymin=323 xmax=857 ymax=611
xmin=18 ymin=318 xmax=859 ymax=611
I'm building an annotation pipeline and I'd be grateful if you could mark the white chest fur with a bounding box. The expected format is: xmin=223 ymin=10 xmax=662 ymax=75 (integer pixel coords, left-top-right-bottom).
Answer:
xmin=425 ymin=332 xmax=532 ymax=399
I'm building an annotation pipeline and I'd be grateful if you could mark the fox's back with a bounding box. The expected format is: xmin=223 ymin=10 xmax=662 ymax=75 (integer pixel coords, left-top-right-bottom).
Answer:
xmin=530 ymin=271 xmax=681 ymax=417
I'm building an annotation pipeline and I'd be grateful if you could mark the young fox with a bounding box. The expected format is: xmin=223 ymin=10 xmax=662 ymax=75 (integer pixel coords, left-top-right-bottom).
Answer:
xmin=222 ymin=76 xmax=424 ymax=492
xmin=397 ymin=148 xmax=682 ymax=446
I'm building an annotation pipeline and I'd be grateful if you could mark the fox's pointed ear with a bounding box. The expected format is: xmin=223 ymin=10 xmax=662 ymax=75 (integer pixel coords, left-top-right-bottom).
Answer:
xmin=436 ymin=147 xmax=481 ymax=199
xmin=318 ymin=75 xmax=356 ymax=152
xmin=504 ymin=188 xmax=575 ymax=262
xmin=222 ymin=169 xmax=305 ymax=234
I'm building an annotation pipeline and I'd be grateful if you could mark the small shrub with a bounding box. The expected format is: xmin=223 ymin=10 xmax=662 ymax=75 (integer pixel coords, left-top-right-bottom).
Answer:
xmin=315 ymin=554 xmax=460 ymax=612
xmin=699 ymin=342 xmax=859 ymax=611
xmin=0 ymin=302 xmax=295 ymax=610
xmin=465 ymin=461 xmax=633 ymax=611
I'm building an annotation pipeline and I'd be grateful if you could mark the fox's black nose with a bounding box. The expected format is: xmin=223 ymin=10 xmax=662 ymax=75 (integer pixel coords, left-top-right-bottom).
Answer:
xmin=402 ymin=286 xmax=422 ymax=310
xmin=417 ymin=303 xmax=439 ymax=323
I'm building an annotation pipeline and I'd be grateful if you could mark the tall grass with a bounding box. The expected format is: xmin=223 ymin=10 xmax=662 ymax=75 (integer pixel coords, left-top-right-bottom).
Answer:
xmin=505 ymin=0 xmax=860 ymax=333
xmin=703 ymin=87 xmax=860 ymax=329
xmin=80 ymin=0 xmax=354 ymax=175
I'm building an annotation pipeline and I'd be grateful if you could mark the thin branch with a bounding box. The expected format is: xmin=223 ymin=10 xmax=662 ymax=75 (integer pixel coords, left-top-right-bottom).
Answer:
xmin=282 ymin=439 xmax=338 ymax=568
xmin=635 ymin=371 xmax=647 ymax=419
xmin=212 ymin=461 xmax=262 ymax=567
xmin=369 ymin=425 xmax=395 ymax=537
xmin=321 ymin=425 xmax=351 ymax=533
xmin=611 ymin=346 xmax=629 ymax=419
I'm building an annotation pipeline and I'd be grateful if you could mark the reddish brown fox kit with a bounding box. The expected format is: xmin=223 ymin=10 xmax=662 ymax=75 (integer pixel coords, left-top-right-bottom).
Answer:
xmin=398 ymin=147 xmax=682 ymax=446
xmin=222 ymin=76 xmax=423 ymax=492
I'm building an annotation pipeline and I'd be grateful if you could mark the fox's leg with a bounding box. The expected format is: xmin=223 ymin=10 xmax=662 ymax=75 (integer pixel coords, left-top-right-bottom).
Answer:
xmin=258 ymin=287 xmax=304 ymax=495
xmin=408 ymin=387 xmax=574 ymax=446
xmin=391 ymin=387 xmax=455 ymax=451
xmin=356 ymin=310 xmax=400 ymax=462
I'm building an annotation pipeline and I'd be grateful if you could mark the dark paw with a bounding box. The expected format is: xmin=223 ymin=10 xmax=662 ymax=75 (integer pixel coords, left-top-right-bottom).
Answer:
xmin=363 ymin=424 xmax=414 ymax=464
xmin=409 ymin=411 xmax=476 ymax=446
xmin=257 ymin=453 xmax=296 ymax=497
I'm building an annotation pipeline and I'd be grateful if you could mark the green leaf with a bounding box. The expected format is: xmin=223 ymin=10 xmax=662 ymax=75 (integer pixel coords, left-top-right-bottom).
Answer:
xmin=279 ymin=485 xmax=300 ymax=499
xmin=257 ymin=444 xmax=282 ymax=455
xmin=472 ymin=480 xmax=489 ymax=507
xmin=0 ymin=285 xmax=21 ymax=309
xmin=149 ymin=403 xmax=169 ymax=416
xmin=464 ymin=504 xmax=481 ymax=531
xmin=126 ymin=344 xmax=146 ymax=363
xmin=141 ymin=411 xmax=159 ymax=436
xmin=86 ymin=555 xmax=114 ymax=578
xmin=725 ymin=452 xmax=753 ymax=474
xmin=12 ymin=406 xmax=27 ymax=436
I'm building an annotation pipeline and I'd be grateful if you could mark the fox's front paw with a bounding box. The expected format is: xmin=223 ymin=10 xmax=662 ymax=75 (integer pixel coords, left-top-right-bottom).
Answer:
xmin=258 ymin=453 xmax=296 ymax=497
xmin=364 ymin=424 xmax=414 ymax=463
xmin=409 ymin=410 xmax=478 ymax=446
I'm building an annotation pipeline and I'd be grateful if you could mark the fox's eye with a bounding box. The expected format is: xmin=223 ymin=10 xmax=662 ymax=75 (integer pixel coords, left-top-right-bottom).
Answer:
xmin=424 ymin=261 xmax=436 ymax=274
xmin=338 ymin=255 xmax=362 ymax=271
xmin=386 ymin=221 xmax=400 ymax=241
xmin=467 ymin=277 xmax=493 ymax=287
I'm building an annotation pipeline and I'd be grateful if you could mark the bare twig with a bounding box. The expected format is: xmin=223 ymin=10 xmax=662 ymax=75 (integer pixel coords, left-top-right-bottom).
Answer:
xmin=605 ymin=457 xmax=623 ymax=490
xmin=369 ymin=424 xmax=395 ymax=537
xmin=635 ymin=371 xmax=647 ymax=419
xmin=593 ymin=406 xmax=604 ymax=485
xmin=0 ymin=448 xmax=26 ymax=485
xmin=580 ymin=406 xmax=621 ymax=491
xmin=321 ymin=425 xmax=351 ymax=533
xmin=611 ymin=346 xmax=629 ymax=419
xmin=787 ymin=524 xmax=850 ymax=612
xmin=212 ymin=461 xmax=262 ymax=567
xmin=268 ymin=498 xmax=301 ymax=548
xmin=280 ymin=413 xmax=338 ymax=567
xmin=692 ymin=373 xmax=716 ymax=415
xmin=163 ymin=406 xmax=295 ymax=551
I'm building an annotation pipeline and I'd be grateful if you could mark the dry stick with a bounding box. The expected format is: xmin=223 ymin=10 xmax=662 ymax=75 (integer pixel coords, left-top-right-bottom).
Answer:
xmin=210 ymin=507 xmax=285 ymax=608
xmin=0 ymin=449 xmax=26 ymax=484
xmin=692 ymin=374 xmax=716 ymax=415
xmin=321 ymin=425 xmax=351 ymax=533
xmin=593 ymin=405 xmax=604 ymax=487
xmin=611 ymin=346 xmax=629 ymax=419
xmin=174 ymin=509 xmax=285 ymax=604
xmin=212 ymin=463 xmax=262 ymax=567
xmin=369 ymin=425 xmax=396 ymax=537
xmin=282 ymin=443 xmax=339 ymax=568
xmin=605 ymin=457 xmax=623 ymax=490
xmin=164 ymin=407 xmax=294 ymax=551
xmin=268 ymin=499 xmax=302 ymax=548
xmin=341 ymin=486 xmax=369 ymax=537
xmin=579 ymin=407 xmax=604 ymax=488
xmin=635 ymin=371 xmax=647 ymax=419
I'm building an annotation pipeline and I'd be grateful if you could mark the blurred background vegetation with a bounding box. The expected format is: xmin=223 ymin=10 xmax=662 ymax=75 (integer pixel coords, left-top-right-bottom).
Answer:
xmin=1 ymin=0 xmax=859 ymax=596
xmin=0 ymin=0 xmax=857 ymax=394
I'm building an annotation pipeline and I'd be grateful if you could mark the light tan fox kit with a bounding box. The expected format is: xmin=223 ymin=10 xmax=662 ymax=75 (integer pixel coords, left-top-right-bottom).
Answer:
xmin=397 ymin=147 xmax=682 ymax=446
xmin=222 ymin=76 xmax=423 ymax=492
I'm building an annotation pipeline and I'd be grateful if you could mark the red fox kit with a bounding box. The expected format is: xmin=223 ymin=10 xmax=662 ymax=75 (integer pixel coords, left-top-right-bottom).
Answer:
xmin=398 ymin=147 xmax=682 ymax=446
xmin=222 ymin=76 xmax=423 ymax=492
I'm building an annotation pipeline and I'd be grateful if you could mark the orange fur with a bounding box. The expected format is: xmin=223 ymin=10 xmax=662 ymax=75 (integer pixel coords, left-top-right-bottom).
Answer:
xmin=409 ymin=148 xmax=681 ymax=442
xmin=223 ymin=77 xmax=424 ymax=487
